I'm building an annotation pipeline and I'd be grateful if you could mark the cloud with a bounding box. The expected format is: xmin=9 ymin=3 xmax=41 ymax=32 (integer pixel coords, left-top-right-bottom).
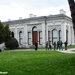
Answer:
xmin=0 ymin=0 xmax=71 ymax=22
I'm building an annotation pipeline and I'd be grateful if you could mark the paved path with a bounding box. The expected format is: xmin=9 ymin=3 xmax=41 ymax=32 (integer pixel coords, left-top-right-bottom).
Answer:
xmin=8 ymin=48 xmax=75 ymax=53
xmin=57 ymin=48 xmax=75 ymax=53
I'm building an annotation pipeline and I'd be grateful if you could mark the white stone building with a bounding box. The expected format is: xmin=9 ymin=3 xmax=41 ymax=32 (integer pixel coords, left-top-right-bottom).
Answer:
xmin=3 ymin=10 xmax=75 ymax=48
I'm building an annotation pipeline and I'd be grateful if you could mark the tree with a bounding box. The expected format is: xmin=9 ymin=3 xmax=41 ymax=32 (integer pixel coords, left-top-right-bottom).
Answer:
xmin=0 ymin=21 xmax=6 ymax=44
xmin=68 ymin=0 xmax=75 ymax=34
xmin=4 ymin=24 xmax=11 ymax=41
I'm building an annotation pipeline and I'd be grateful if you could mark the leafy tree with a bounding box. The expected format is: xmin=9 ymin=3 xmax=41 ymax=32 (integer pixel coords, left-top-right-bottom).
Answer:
xmin=4 ymin=24 xmax=11 ymax=41
xmin=0 ymin=22 xmax=6 ymax=44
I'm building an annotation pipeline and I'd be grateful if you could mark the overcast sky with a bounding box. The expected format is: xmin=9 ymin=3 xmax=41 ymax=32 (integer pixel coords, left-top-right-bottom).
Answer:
xmin=0 ymin=0 xmax=71 ymax=22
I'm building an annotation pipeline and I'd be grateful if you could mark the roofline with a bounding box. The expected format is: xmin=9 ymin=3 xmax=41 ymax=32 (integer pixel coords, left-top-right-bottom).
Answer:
xmin=2 ymin=14 xmax=72 ymax=24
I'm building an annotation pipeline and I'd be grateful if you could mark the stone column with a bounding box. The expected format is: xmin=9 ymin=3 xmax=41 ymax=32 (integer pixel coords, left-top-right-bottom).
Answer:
xmin=42 ymin=22 xmax=45 ymax=47
xmin=15 ymin=27 xmax=19 ymax=43
xmin=61 ymin=22 xmax=66 ymax=43
xmin=68 ymin=25 xmax=71 ymax=45
xmin=57 ymin=30 xmax=59 ymax=41
xmin=72 ymin=27 xmax=74 ymax=45
xmin=15 ymin=26 xmax=18 ymax=40
xmin=24 ymin=25 xmax=28 ymax=47
xmin=46 ymin=25 xmax=48 ymax=41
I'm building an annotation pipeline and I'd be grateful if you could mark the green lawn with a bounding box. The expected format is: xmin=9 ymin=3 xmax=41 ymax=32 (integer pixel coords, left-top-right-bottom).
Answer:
xmin=0 ymin=49 xmax=75 ymax=75
xmin=68 ymin=45 xmax=75 ymax=49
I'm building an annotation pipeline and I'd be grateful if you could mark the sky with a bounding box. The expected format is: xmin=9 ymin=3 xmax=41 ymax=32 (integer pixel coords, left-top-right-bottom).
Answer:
xmin=0 ymin=0 xmax=71 ymax=22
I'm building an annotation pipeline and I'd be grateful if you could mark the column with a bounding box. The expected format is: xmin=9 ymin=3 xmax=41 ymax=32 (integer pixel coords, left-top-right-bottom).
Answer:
xmin=15 ymin=26 xmax=19 ymax=43
xmin=68 ymin=25 xmax=71 ymax=45
xmin=46 ymin=25 xmax=48 ymax=41
xmin=24 ymin=25 xmax=28 ymax=46
xmin=57 ymin=30 xmax=59 ymax=41
xmin=72 ymin=27 xmax=74 ymax=45
xmin=42 ymin=23 xmax=45 ymax=46
xmin=23 ymin=25 xmax=26 ymax=46
xmin=61 ymin=22 xmax=66 ymax=43
xmin=15 ymin=26 xmax=17 ymax=40
xmin=50 ymin=30 xmax=52 ymax=45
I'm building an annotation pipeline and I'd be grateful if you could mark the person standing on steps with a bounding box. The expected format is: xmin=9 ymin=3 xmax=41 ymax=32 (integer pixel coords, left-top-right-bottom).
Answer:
xmin=34 ymin=41 xmax=38 ymax=50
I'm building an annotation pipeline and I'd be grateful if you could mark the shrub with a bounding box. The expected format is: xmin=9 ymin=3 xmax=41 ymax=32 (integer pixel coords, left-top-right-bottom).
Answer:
xmin=5 ymin=37 xmax=19 ymax=50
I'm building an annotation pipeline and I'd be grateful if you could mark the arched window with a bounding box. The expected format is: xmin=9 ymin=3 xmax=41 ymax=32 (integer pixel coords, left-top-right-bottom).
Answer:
xmin=11 ymin=32 xmax=14 ymax=38
xmin=32 ymin=26 xmax=37 ymax=31
xmin=52 ymin=29 xmax=58 ymax=43
xmin=66 ymin=30 xmax=68 ymax=41
xmin=48 ymin=31 xmax=50 ymax=41
xmin=19 ymin=31 xmax=23 ymax=45
xmin=59 ymin=30 xmax=61 ymax=41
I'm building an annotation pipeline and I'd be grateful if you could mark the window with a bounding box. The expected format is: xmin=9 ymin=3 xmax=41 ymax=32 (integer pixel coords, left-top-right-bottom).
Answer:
xmin=11 ymin=32 xmax=14 ymax=38
xmin=28 ymin=32 xmax=31 ymax=45
xmin=39 ymin=31 xmax=42 ymax=44
xmin=48 ymin=31 xmax=50 ymax=41
xmin=66 ymin=30 xmax=68 ymax=41
xmin=19 ymin=31 xmax=23 ymax=45
xmin=59 ymin=30 xmax=61 ymax=41
xmin=52 ymin=29 xmax=58 ymax=43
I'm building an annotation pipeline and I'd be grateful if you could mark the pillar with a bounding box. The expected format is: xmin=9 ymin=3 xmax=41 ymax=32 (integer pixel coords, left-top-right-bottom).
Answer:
xmin=24 ymin=25 xmax=28 ymax=46
xmin=42 ymin=23 xmax=45 ymax=46
xmin=61 ymin=22 xmax=66 ymax=43
xmin=68 ymin=25 xmax=71 ymax=45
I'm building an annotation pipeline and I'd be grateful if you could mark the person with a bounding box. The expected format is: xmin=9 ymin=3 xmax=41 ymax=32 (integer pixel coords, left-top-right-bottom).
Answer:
xmin=49 ymin=40 xmax=52 ymax=50
xmin=0 ymin=49 xmax=2 ymax=52
xmin=64 ymin=40 xmax=68 ymax=50
xmin=45 ymin=41 xmax=49 ymax=50
xmin=34 ymin=41 xmax=38 ymax=50
xmin=60 ymin=40 xmax=63 ymax=50
xmin=57 ymin=41 xmax=60 ymax=50
xmin=53 ymin=41 xmax=56 ymax=50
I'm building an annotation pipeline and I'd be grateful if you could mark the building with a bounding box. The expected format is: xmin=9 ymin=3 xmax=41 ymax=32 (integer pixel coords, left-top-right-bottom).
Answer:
xmin=3 ymin=9 xmax=75 ymax=48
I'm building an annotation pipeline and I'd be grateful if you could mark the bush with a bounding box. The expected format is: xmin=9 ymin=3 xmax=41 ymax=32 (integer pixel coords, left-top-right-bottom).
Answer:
xmin=5 ymin=37 xmax=19 ymax=50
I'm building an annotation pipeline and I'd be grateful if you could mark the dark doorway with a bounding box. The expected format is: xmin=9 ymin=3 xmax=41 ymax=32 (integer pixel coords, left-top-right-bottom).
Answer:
xmin=32 ymin=26 xmax=38 ymax=45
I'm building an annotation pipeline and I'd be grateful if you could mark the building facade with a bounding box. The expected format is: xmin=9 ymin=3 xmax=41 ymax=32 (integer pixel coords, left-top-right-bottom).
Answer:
xmin=3 ymin=10 xmax=75 ymax=48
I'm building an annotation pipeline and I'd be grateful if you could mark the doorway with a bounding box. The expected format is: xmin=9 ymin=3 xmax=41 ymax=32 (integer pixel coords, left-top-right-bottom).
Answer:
xmin=32 ymin=26 xmax=38 ymax=45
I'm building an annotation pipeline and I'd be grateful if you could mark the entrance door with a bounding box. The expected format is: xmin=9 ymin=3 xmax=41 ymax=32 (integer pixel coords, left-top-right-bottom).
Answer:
xmin=32 ymin=26 xmax=38 ymax=45
xmin=32 ymin=31 xmax=38 ymax=45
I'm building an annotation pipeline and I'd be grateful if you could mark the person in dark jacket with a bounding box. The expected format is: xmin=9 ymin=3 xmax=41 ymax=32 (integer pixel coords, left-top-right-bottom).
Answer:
xmin=64 ymin=40 xmax=68 ymax=50
xmin=60 ymin=40 xmax=63 ymax=50
xmin=53 ymin=41 xmax=56 ymax=50
xmin=57 ymin=41 xmax=60 ymax=50
xmin=49 ymin=41 xmax=52 ymax=50
xmin=35 ymin=41 xmax=38 ymax=50
xmin=45 ymin=41 xmax=49 ymax=50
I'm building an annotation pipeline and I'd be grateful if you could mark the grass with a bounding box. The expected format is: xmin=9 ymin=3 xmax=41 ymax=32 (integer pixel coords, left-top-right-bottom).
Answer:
xmin=0 ymin=49 xmax=75 ymax=75
xmin=67 ymin=45 xmax=75 ymax=49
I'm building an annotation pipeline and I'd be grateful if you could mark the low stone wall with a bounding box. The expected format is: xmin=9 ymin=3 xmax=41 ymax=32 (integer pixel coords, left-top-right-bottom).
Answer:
xmin=0 ymin=43 xmax=5 ymax=50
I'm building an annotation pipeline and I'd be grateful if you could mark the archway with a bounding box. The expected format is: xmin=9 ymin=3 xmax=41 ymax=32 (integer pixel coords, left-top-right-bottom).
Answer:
xmin=11 ymin=32 xmax=14 ymax=38
xmin=32 ymin=26 xmax=38 ymax=45
xmin=19 ymin=31 xmax=23 ymax=45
